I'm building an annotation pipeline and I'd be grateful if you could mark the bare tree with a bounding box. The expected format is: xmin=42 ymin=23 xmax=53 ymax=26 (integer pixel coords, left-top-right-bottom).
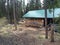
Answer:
xmin=44 ymin=0 xmax=48 ymax=39
xmin=13 ymin=0 xmax=17 ymax=30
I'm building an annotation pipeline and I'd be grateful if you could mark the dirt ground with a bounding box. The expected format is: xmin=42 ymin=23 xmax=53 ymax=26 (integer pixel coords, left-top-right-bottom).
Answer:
xmin=0 ymin=24 xmax=60 ymax=45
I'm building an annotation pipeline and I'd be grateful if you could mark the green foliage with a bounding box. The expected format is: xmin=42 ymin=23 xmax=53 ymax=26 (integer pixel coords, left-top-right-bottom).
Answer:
xmin=26 ymin=0 xmax=41 ymax=11
xmin=0 ymin=0 xmax=60 ymax=24
xmin=54 ymin=14 xmax=60 ymax=24
xmin=5 ymin=0 xmax=24 ymax=24
xmin=57 ymin=26 xmax=60 ymax=33
xmin=54 ymin=18 xmax=60 ymax=24
xmin=54 ymin=14 xmax=60 ymax=33
xmin=0 ymin=0 xmax=6 ymax=18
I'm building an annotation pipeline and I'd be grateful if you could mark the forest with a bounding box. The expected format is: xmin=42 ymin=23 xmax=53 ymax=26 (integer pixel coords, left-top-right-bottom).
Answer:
xmin=0 ymin=0 xmax=60 ymax=45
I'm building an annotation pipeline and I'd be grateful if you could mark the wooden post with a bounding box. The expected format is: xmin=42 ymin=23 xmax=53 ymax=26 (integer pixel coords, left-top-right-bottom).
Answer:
xmin=50 ymin=24 xmax=54 ymax=42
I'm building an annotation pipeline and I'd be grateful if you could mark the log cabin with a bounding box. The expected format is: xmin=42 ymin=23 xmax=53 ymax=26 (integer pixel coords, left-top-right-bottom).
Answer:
xmin=23 ymin=8 xmax=60 ymax=27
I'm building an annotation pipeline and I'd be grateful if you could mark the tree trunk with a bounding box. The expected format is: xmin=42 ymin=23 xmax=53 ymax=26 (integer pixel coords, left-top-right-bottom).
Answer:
xmin=45 ymin=0 xmax=48 ymax=39
xmin=50 ymin=8 xmax=55 ymax=42
xmin=53 ymin=8 xmax=54 ymax=24
xmin=51 ymin=24 xmax=54 ymax=42
xmin=13 ymin=0 xmax=17 ymax=30
xmin=7 ymin=0 xmax=10 ymax=23
xmin=45 ymin=9 xmax=48 ymax=39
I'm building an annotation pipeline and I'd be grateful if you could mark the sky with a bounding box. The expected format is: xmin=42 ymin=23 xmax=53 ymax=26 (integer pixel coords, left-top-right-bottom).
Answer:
xmin=5 ymin=0 xmax=43 ymax=6
xmin=40 ymin=0 xmax=43 ymax=4
xmin=25 ymin=0 xmax=27 ymax=5
xmin=25 ymin=0 xmax=43 ymax=5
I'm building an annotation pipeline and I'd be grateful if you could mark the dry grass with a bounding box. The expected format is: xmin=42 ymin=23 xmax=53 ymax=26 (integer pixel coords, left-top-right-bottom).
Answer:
xmin=0 ymin=17 xmax=7 ymax=26
xmin=0 ymin=18 xmax=60 ymax=45
xmin=0 ymin=28 xmax=41 ymax=45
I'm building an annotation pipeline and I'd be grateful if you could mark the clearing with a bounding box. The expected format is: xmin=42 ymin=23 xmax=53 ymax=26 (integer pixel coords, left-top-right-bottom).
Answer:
xmin=0 ymin=24 xmax=60 ymax=45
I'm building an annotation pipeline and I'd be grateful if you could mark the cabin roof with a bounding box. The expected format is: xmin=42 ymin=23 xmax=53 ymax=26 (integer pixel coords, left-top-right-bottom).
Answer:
xmin=23 ymin=8 xmax=60 ymax=18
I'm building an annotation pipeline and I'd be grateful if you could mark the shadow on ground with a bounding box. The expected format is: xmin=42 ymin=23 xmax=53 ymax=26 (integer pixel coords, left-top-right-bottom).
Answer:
xmin=0 ymin=31 xmax=41 ymax=45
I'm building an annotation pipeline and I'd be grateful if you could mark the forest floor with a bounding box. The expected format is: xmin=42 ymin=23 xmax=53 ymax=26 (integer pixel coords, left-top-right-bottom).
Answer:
xmin=0 ymin=24 xmax=60 ymax=45
xmin=0 ymin=18 xmax=60 ymax=45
